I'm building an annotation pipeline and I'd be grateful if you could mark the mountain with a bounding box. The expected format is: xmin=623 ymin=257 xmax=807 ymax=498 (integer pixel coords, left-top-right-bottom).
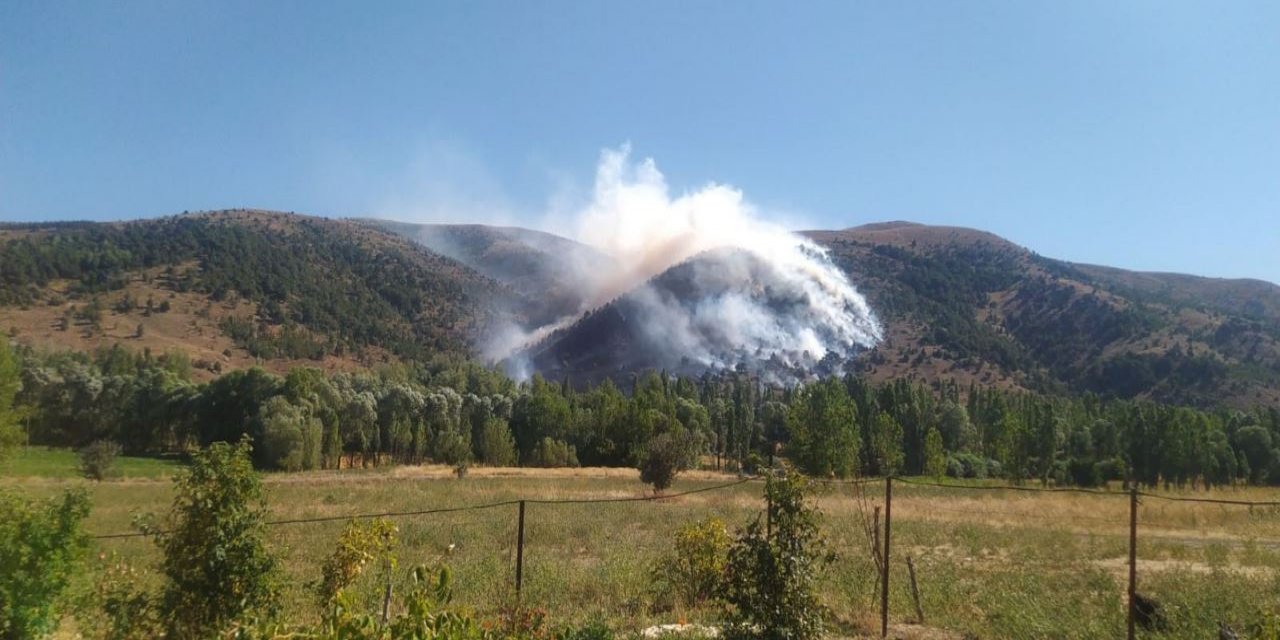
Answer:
xmin=520 ymin=248 xmax=861 ymax=383
xmin=495 ymin=221 xmax=1280 ymax=408
xmin=0 ymin=210 xmax=513 ymax=378
xmin=807 ymin=222 xmax=1280 ymax=408
xmin=363 ymin=220 xmax=612 ymax=327
xmin=2 ymin=211 xmax=1277 ymax=408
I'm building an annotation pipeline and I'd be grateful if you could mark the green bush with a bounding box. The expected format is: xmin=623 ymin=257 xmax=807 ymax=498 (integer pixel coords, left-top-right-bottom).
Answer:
xmin=719 ymin=467 xmax=829 ymax=640
xmin=316 ymin=518 xmax=398 ymax=606
xmin=0 ymin=489 xmax=91 ymax=640
xmin=74 ymin=554 xmax=162 ymax=640
xmin=476 ymin=417 xmax=517 ymax=466
xmin=639 ymin=432 xmax=687 ymax=494
xmin=524 ymin=438 xmax=578 ymax=468
xmin=0 ymin=340 xmax=24 ymax=463
xmin=652 ymin=517 xmax=730 ymax=609
xmin=78 ymin=440 xmax=122 ymax=480
xmin=145 ymin=438 xmax=279 ymax=637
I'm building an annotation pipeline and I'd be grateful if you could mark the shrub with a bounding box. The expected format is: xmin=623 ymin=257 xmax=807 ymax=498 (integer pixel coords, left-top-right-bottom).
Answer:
xmin=524 ymin=437 xmax=578 ymax=468
xmin=144 ymin=438 xmax=279 ymax=637
xmin=0 ymin=489 xmax=91 ymax=640
xmin=652 ymin=517 xmax=730 ymax=609
xmin=720 ymin=467 xmax=829 ymax=640
xmin=1068 ymin=458 xmax=1102 ymax=487
xmin=639 ymin=432 xmax=687 ymax=494
xmin=74 ymin=553 xmax=162 ymax=640
xmin=1095 ymin=457 xmax=1127 ymax=483
xmin=945 ymin=452 xmax=991 ymax=479
xmin=476 ymin=417 xmax=517 ymax=466
xmin=322 ymin=566 xmax=489 ymax=639
xmin=316 ymin=518 xmax=398 ymax=606
xmin=78 ymin=440 xmax=122 ymax=481
xmin=555 ymin=619 xmax=614 ymax=640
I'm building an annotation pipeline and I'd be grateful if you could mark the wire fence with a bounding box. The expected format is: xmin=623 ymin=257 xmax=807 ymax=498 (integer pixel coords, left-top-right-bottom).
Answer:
xmin=871 ymin=477 xmax=1280 ymax=640
xmin=86 ymin=473 xmax=1280 ymax=638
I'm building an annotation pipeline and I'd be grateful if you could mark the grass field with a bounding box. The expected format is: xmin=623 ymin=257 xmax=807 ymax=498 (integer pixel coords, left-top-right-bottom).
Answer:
xmin=5 ymin=459 xmax=1280 ymax=639
xmin=1 ymin=446 xmax=182 ymax=479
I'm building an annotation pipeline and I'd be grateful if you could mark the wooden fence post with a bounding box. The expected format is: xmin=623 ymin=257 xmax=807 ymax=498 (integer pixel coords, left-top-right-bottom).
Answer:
xmin=907 ymin=555 xmax=924 ymax=624
xmin=1128 ymin=487 xmax=1138 ymax=640
xmin=882 ymin=476 xmax=893 ymax=638
xmin=516 ymin=500 xmax=526 ymax=601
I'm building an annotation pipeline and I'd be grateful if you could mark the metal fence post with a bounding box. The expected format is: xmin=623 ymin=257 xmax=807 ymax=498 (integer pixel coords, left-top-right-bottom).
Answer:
xmin=1127 ymin=488 xmax=1138 ymax=640
xmin=516 ymin=500 xmax=526 ymax=600
xmin=882 ymin=476 xmax=893 ymax=638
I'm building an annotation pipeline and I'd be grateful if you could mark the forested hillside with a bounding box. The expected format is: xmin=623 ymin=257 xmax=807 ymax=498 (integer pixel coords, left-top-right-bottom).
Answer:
xmin=0 ymin=210 xmax=512 ymax=376
xmin=368 ymin=220 xmax=611 ymax=326
xmin=810 ymin=223 xmax=1280 ymax=409
xmin=2 ymin=211 xmax=1278 ymax=410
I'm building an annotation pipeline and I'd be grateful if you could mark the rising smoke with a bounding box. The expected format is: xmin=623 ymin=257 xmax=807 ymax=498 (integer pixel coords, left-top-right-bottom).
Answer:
xmin=495 ymin=145 xmax=883 ymax=382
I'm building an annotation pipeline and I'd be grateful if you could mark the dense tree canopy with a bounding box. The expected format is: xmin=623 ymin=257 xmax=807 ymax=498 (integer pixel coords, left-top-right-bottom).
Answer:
xmin=4 ymin=341 xmax=1278 ymax=488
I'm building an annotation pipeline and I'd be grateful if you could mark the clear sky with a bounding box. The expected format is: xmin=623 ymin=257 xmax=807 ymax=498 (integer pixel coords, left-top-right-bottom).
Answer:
xmin=2 ymin=1 xmax=1277 ymax=283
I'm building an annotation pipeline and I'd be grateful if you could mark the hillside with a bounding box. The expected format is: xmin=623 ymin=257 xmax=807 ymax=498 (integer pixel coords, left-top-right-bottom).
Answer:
xmin=0 ymin=210 xmax=513 ymax=378
xmin=366 ymin=220 xmax=612 ymax=326
xmin=2 ymin=212 xmax=1277 ymax=408
xmin=809 ymin=222 xmax=1280 ymax=408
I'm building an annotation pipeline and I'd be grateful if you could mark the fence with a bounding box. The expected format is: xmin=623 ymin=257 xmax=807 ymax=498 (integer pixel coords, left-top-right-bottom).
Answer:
xmin=89 ymin=477 xmax=755 ymax=608
xmin=875 ymin=477 xmax=1280 ymax=640
xmin=87 ymin=473 xmax=1280 ymax=638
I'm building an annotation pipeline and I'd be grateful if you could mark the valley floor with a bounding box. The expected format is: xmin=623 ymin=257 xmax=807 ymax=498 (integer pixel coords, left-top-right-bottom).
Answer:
xmin=5 ymin=451 xmax=1280 ymax=639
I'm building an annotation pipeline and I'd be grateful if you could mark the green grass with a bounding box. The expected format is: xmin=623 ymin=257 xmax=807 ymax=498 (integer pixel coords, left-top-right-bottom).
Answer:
xmin=1 ymin=446 xmax=182 ymax=480
xmin=7 ymin=466 xmax=1279 ymax=639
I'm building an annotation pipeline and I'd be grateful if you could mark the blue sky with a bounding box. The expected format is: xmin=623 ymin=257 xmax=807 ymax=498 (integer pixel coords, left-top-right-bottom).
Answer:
xmin=2 ymin=1 xmax=1277 ymax=283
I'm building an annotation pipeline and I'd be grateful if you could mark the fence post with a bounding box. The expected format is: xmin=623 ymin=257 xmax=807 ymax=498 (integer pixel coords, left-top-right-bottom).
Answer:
xmin=873 ymin=505 xmax=882 ymax=572
xmin=1127 ymin=487 xmax=1138 ymax=640
xmin=881 ymin=476 xmax=893 ymax=638
xmin=516 ymin=500 xmax=526 ymax=601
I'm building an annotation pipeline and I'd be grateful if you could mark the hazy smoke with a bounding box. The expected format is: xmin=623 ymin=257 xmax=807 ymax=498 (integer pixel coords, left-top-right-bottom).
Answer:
xmin=498 ymin=145 xmax=883 ymax=380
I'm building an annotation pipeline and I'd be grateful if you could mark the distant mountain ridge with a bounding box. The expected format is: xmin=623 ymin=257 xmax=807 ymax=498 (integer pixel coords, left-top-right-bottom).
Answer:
xmin=2 ymin=210 xmax=1277 ymax=408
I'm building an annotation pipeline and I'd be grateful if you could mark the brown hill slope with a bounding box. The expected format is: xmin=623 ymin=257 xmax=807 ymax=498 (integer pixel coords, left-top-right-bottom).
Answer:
xmin=0 ymin=210 xmax=516 ymax=378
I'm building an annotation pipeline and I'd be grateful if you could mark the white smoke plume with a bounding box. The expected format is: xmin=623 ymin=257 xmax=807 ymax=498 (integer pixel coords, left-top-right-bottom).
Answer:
xmin=497 ymin=145 xmax=883 ymax=381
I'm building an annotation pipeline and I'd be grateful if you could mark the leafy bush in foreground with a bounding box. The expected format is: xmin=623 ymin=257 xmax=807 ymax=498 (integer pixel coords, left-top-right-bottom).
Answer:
xmin=720 ymin=467 xmax=829 ymax=640
xmin=145 ymin=438 xmax=279 ymax=637
xmin=652 ymin=517 xmax=730 ymax=610
xmin=0 ymin=489 xmax=90 ymax=640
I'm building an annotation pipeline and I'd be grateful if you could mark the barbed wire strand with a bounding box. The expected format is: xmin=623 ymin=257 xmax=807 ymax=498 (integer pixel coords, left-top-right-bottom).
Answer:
xmin=90 ymin=477 xmax=753 ymax=541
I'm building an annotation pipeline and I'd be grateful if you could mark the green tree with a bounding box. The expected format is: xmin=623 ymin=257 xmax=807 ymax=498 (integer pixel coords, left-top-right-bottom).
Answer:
xmin=870 ymin=412 xmax=905 ymax=476
xmin=787 ymin=378 xmax=859 ymax=478
xmin=0 ymin=489 xmax=91 ymax=640
xmin=923 ymin=428 xmax=946 ymax=479
xmin=0 ymin=340 xmax=23 ymax=461
xmin=147 ymin=438 xmax=278 ymax=637
xmin=720 ymin=468 xmax=828 ymax=640
xmin=639 ymin=431 xmax=687 ymax=494
xmin=257 ymin=396 xmax=322 ymax=472
xmin=476 ymin=417 xmax=517 ymax=466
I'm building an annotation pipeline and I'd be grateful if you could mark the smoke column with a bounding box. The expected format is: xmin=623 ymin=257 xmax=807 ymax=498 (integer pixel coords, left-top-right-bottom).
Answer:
xmin=498 ymin=145 xmax=883 ymax=381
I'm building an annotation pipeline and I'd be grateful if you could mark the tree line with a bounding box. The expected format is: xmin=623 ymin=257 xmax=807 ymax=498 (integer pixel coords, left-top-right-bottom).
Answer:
xmin=2 ymin=340 xmax=1279 ymax=488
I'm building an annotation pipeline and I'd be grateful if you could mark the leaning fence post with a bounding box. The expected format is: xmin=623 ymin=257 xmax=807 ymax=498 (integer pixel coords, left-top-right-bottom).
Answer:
xmin=907 ymin=555 xmax=924 ymax=624
xmin=873 ymin=505 xmax=883 ymax=572
xmin=516 ymin=500 xmax=526 ymax=601
xmin=881 ymin=476 xmax=893 ymax=638
xmin=1127 ymin=487 xmax=1138 ymax=640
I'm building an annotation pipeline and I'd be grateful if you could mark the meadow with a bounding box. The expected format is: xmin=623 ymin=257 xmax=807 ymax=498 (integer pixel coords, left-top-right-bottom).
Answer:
xmin=4 ymin=449 xmax=1280 ymax=639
